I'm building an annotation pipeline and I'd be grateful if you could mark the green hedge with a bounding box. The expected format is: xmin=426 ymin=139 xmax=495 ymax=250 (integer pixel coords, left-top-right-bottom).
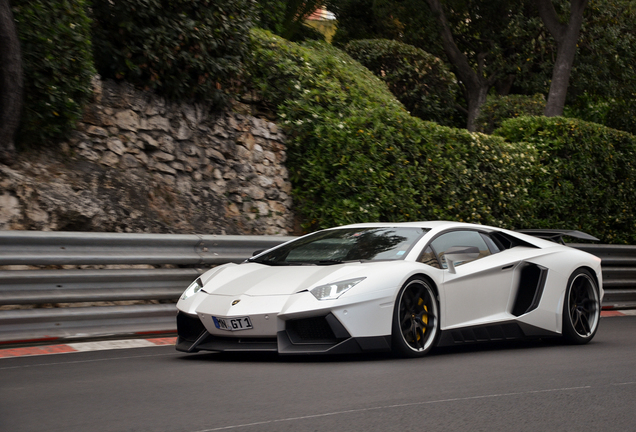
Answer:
xmin=475 ymin=94 xmax=546 ymax=134
xmin=495 ymin=116 xmax=636 ymax=243
xmin=250 ymin=29 xmax=535 ymax=230
xmin=12 ymin=0 xmax=95 ymax=146
xmin=91 ymin=0 xmax=254 ymax=105
xmin=344 ymin=39 xmax=460 ymax=127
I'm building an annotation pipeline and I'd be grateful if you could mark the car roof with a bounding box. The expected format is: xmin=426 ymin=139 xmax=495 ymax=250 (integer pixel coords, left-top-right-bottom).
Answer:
xmin=336 ymin=221 xmax=483 ymax=230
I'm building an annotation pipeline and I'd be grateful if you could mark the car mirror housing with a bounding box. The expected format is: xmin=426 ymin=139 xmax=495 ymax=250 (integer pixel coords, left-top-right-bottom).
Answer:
xmin=445 ymin=246 xmax=480 ymax=273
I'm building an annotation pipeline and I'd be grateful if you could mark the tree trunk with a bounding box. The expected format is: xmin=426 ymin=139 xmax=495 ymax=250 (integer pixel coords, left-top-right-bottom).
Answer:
xmin=425 ymin=0 xmax=494 ymax=131
xmin=536 ymin=0 xmax=588 ymax=117
xmin=466 ymin=86 xmax=489 ymax=133
xmin=0 ymin=0 xmax=22 ymax=164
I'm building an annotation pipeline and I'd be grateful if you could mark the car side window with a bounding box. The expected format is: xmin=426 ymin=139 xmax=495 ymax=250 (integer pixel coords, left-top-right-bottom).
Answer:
xmin=419 ymin=245 xmax=441 ymax=269
xmin=429 ymin=230 xmax=492 ymax=269
xmin=480 ymin=233 xmax=501 ymax=253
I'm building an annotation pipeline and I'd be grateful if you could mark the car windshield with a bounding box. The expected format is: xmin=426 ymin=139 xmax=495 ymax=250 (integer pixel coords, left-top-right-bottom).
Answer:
xmin=249 ymin=227 xmax=429 ymax=265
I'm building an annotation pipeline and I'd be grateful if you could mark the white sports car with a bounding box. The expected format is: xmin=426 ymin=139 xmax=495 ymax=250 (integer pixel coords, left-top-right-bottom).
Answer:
xmin=176 ymin=221 xmax=603 ymax=357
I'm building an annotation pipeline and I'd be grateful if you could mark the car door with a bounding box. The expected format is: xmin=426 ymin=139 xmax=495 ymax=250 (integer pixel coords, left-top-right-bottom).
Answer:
xmin=429 ymin=230 xmax=522 ymax=329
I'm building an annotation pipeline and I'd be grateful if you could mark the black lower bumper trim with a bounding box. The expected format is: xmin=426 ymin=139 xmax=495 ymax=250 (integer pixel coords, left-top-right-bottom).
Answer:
xmin=277 ymin=331 xmax=391 ymax=355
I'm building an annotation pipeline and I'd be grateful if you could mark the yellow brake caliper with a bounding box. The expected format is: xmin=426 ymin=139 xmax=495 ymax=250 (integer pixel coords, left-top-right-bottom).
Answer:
xmin=417 ymin=298 xmax=428 ymax=337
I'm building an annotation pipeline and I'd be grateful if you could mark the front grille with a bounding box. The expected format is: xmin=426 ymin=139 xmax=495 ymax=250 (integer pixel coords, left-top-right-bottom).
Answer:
xmin=287 ymin=316 xmax=336 ymax=342
xmin=285 ymin=313 xmax=352 ymax=345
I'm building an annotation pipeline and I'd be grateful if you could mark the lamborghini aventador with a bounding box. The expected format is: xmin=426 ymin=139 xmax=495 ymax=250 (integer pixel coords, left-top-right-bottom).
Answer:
xmin=176 ymin=221 xmax=603 ymax=357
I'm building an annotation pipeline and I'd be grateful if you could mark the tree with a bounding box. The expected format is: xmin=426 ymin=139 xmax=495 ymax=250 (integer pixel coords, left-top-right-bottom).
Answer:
xmin=536 ymin=0 xmax=588 ymax=116
xmin=0 ymin=0 xmax=22 ymax=164
xmin=329 ymin=0 xmax=542 ymax=131
xmin=332 ymin=1 xmax=630 ymax=128
xmin=425 ymin=0 xmax=500 ymax=131
xmin=563 ymin=0 xmax=636 ymax=112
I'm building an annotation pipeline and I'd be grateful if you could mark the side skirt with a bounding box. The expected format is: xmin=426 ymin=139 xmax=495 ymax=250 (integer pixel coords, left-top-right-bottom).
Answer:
xmin=437 ymin=321 xmax=559 ymax=347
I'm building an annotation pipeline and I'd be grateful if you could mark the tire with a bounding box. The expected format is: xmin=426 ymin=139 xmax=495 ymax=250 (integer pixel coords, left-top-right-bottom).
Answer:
xmin=392 ymin=276 xmax=440 ymax=358
xmin=562 ymin=268 xmax=601 ymax=344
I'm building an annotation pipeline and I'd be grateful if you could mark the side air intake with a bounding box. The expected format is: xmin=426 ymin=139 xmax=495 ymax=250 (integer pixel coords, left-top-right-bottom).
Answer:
xmin=512 ymin=263 xmax=548 ymax=317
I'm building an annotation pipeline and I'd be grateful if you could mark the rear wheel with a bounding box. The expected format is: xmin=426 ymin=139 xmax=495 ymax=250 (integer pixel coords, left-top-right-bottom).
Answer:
xmin=392 ymin=277 xmax=439 ymax=358
xmin=562 ymin=268 xmax=600 ymax=344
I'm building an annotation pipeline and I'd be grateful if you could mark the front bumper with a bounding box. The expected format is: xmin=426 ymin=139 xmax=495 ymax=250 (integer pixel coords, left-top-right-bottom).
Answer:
xmin=175 ymin=311 xmax=392 ymax=355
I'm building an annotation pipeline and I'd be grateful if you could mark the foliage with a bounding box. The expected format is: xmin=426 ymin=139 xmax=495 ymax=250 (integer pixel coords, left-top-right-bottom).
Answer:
xmin=328 ymin=0 xmax=553 ymax=130
xmin=495 ymin=116 xmax=636 ymax=243
xmin=604 ymin=98 xmax=636 ymax=136
xmin=329 ymin=0 xmax=636 ymax=126
xmin=568 ymin=0 xmax=636 ymax=103
xmin=249 ymin=29 xmax=536 ymax=231
xmin=344 ymin=39 xmax=461 ymax=127
xmin=12 ymin=0 xmax=95 ymax=146
xmin=563 ymin=93 xmax=612 ymax=126
xmin=511 ymin=0 xmax=636 ymax=105
xmin=327 ymin=0 xmax=406 ymax=47
xmin=255 ymin=0 xmax=325 ymax=41
xmin=329 ymin=0 xmax=544 ymax=90
xmin=476 ymin=94 xmax=546 ymax=134
xmin=91 ymin=0 xmax=254 ymax=106
xmin=255 ymin=0 xmax=287 ymax=36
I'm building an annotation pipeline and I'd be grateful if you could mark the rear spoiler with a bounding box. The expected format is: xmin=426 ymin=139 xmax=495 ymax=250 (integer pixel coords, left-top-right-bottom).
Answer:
xmin=515 ymin=229 xmax=599 ymax=244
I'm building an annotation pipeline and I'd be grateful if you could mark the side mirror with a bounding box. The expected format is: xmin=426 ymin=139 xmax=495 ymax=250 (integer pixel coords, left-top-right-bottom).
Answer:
xmin=444 ymin=246 xmax=480 ymax=273
xmin=252 ymin=249 xmax=266 ymax=257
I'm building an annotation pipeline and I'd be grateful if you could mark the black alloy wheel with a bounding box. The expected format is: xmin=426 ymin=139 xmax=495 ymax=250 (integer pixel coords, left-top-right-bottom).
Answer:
xmin=562 ymin=268 xmax=600 ymax=344
xmin=392 ymin=277 xmax=439 ymax=357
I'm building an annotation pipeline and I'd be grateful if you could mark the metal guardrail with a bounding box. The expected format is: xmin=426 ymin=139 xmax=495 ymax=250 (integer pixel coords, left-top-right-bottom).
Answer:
xmin=0 ymin=233 xmax=634 ymax=346
xmin=0 ymin=232 xmax=294 ymax=344
xmin=0 ymin=231 xmax=296 ymax=266
xmin=569 ymin=244 xmax=636 ymax=308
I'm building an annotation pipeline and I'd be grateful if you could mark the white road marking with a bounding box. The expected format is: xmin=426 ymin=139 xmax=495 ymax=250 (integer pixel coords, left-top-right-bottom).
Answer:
xmin=193 ymin=386 xmax=593 ymax=431
xmin=67 ymin=339 xmax=157 ymax=352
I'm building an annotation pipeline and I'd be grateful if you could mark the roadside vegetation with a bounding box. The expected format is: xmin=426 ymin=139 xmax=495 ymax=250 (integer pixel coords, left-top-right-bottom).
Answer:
xmin=3 ymin=0 xmax=636 ymax=242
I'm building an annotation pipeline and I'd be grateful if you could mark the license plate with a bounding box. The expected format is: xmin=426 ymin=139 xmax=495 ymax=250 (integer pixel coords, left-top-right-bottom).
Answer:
xmin=212 ymin=316 xmax=253 ymax=331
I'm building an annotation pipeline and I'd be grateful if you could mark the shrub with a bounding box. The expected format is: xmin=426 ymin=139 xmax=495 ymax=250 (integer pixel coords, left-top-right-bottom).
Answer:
xmin=495 ymin=116 xmax=636 ymax=243
xmin=249 ymin=30 xmax=535 ymax=231
xmin=12 ymin=0 xmax=95 ymax=146
xmin=604 ymin=98 xmax=636 ymax=136
xmin=475 ymin=94 xmax=545 ymax=134
xmin=344 ymin=39 xmax=460 ymax=127
xmin=91 ymin=0 xmax=254 ymax=105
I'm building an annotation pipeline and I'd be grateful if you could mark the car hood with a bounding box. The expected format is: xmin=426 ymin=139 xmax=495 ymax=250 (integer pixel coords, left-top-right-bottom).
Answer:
xmin=201 ymin=262 xmax=373 ymax=296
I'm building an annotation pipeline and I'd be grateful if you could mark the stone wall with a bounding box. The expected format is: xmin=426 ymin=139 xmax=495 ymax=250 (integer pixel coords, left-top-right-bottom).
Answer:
xmin=0 ymin=79 xmax=295 ymax=235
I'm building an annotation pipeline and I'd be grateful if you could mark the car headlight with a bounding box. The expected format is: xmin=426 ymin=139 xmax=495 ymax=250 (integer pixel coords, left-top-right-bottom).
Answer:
xmin=310 ymin=277 xmax=365 ymax=301
xmin=181 ymin=278 xmax=203 ymax=300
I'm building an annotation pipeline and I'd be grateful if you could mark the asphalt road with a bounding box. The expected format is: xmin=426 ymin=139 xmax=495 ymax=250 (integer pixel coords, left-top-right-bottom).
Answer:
xmin=1 ymin=316 xmax=635 ymax=432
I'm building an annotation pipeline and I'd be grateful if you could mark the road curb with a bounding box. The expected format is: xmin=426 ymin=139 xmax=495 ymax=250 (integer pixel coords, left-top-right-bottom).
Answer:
xmin=601 ymin=309 xmax=636 ymax=317
xmin=0 ymin=337 xmax=177 ymax=359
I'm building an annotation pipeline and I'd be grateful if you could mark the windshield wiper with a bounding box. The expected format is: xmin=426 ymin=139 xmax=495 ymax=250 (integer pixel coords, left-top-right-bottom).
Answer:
xmin=248 ymin=260 xmax=293 ymax=266
xmin=249 ymin=259 xmax=361 ymax=266
xmin=316 ymin=259 xmax=365 ymax=265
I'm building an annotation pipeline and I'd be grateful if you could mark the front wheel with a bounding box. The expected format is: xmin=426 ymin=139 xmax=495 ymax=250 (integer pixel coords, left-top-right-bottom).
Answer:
xmin=392 ymin=277 xmax=440 ymax=358
xmin=562 ymin=268 xmax=600 ymax=344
